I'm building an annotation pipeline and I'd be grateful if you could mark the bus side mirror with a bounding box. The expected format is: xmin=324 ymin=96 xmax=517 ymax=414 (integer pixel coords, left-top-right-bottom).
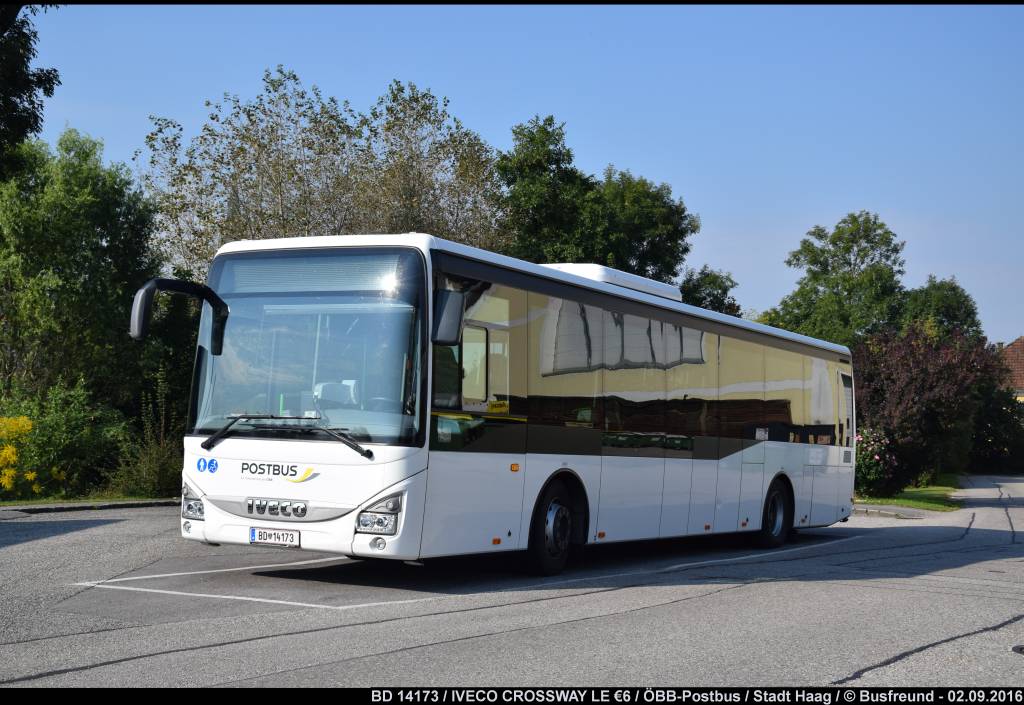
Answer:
xmin=130 ymin=278 xmax=230 ymax=355
xmin=431 ymin=290 xmax=465 ymax=346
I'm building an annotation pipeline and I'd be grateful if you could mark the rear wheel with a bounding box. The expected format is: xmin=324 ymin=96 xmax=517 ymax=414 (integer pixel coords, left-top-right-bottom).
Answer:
xmin=527 ymin=479 xmax=574 ymax=575
xmin=754 ymin=479 xmax=793 ymax=549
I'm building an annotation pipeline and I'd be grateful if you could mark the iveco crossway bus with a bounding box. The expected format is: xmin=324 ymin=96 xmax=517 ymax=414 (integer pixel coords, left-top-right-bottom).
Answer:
xmin=129 ymin=234 xmax=855 ymax=575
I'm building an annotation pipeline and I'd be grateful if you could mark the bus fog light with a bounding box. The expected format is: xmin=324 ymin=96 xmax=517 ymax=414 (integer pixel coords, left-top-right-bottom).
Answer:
xmin=182 ymin=498 xmax=205 ymax=521
xmin=371 ymin=537 xmax=386 ymax=550
xmin=356 ymin=511 xmax=397 ymax=535
xmin=183 ymin=521 xmax=191 ymax=533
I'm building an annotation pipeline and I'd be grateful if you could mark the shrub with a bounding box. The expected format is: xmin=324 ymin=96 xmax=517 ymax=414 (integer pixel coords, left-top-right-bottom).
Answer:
xmin=854 ymin=324 xmax=1001 ymax=494
xmin=0 ymin=415 xmax=33 ymax=498
xmin=109 ymin=367 xmax=183 ymax=497
xmin=0 ymin=379 xmax=128 ymax=498
xmin=855 ymin=426 xmax=903 ymax=496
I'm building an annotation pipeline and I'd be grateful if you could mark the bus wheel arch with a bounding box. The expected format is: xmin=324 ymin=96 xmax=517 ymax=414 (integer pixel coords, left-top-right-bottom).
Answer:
xmin=526 ymin=469 xmax=589 ymax=575
xmin=536 ymin=469 xmax=590 ymax=546
xmin=755 ymin=472 xmax=795 ymax=549
xmin=771 ymin=471 xmax=795 ymax=520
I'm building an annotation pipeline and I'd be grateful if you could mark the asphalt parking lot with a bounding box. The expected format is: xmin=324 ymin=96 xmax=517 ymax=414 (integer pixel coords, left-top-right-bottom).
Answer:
xmin=1 ymin=475 xmax=1022 ymax=687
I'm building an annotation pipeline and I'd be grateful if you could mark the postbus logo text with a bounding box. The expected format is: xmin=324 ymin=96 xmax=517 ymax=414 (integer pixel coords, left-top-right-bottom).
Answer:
xmin=241 ymin=462 xmax=298 ymax=478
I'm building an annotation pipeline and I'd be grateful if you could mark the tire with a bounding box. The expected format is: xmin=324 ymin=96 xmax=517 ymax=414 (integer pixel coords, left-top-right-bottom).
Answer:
xmin=754 ymin=478 xmax=793 ymax=549
xmin=527 ymin=479 xmax=574 ymax=575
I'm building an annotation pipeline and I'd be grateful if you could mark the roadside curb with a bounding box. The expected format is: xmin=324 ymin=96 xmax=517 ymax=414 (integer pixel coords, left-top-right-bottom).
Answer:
xmin=1 ymin=499 xmax=179 ymax=514
xmin=852 ymin=505 xmax=924 ymax=520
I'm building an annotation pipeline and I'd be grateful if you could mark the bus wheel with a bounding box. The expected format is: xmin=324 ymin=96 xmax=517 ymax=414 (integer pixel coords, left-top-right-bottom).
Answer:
xmin=754 ymin=479 xmax=793 ymax=549
xmin=528 ymin=479 xmax=573 ymax=575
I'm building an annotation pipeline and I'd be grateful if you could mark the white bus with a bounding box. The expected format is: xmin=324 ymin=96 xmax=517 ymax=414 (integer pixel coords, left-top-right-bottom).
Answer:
xmin=130 ymin=234 xmax=855 ymax=575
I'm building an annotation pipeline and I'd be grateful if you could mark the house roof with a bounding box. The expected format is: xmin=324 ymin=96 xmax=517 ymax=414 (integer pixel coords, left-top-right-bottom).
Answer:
xmin=1002 ymin=337 xmax=1024 ymax=391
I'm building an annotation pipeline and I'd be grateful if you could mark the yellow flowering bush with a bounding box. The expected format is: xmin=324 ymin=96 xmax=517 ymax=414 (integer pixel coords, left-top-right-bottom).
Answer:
xmin=0 ymin=416 xmax=33 ymax=499
xmin=2 ymin=380 xmax=129 ymax=498
xmin=0 ymin=416 xmax=32 ymax=439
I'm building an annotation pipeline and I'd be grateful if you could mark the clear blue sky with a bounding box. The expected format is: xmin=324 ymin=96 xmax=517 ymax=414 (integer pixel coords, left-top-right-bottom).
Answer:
xmin=33 ymin=5 xmax=1024 ymax=343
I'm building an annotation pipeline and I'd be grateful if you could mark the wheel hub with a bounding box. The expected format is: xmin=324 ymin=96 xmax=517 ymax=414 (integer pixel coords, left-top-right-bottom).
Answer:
xmin=545 ymin=501 xmax=571 ymax=557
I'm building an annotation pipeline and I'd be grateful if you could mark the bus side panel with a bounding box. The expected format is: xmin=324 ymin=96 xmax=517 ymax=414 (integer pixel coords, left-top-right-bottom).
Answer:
xmin=713 ymin=440 xmax=743 ymax=533
xmin=659 ymin=456 xmax=693 ymax=537
xmin=737 ymin=461 xmax=765 ymax=531
xmin=794 ymin=463 xmax=813 ymax=528
xmin=771 ymin=442 xmax=811 ymax=528
xmin=597 ymin=456 xmax=664 ymax=542
xmin=420 ymin=450 xmax=526 ymax=557
xmin=808 ymin=464 xmax=838 ymax=526
xmin=687 ymin=459 xmax=718 ymax=535
xmin=519 ymin=454 xmax=601 ymax=548
xmin=836 ymin=464 xmax=854 ymax=520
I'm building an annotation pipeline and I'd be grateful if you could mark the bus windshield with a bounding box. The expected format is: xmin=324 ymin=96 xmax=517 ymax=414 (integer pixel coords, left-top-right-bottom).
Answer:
xmin=190 ymin=247 xmax=426 ymax=446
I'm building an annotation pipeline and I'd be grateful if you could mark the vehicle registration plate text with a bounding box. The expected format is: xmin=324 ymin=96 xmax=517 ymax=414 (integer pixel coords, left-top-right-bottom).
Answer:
xmin=249 ymin=528 xmax=300 ymax=547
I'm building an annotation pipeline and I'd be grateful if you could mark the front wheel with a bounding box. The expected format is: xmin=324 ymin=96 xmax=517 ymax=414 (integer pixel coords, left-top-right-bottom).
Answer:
xmin=527 ymin=480 xmax=574 ymax=575
xmin=754 ymin=479 xmax=793 ymax=549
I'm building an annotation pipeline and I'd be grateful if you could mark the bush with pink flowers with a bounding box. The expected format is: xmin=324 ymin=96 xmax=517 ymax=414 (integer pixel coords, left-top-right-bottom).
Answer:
xmin=855 ymin=426 xmax=902 ymax=496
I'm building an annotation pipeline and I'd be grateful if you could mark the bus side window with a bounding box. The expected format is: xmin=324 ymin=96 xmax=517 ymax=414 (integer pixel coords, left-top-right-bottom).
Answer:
xmin=432 ymin=345 xmax=461 ymax=409
xmin=488 ymin=329 xmax=511 ymax=412
xmin=462 ymin=326 xmax=488 ymax=407
xmin=840 ymin=372 xmax=854 ymax=447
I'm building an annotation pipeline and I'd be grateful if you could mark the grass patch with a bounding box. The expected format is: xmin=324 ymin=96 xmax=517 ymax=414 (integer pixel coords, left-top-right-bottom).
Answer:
xmin=856 ymin=472 xmax=963 ymax=512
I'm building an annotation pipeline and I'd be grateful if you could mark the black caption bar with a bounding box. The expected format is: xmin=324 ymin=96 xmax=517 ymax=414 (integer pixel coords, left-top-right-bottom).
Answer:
xmin=355 ymin=690 xmax=1024 ymax=704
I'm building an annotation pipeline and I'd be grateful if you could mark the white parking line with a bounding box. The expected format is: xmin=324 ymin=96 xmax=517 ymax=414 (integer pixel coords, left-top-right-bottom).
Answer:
xmin=92 ymin=556 xmax=348 ymax=584
xmin=71 ymin=535 xmax=863 ymax=615
xmin=71 ymin=582 xmax=434 ymax=612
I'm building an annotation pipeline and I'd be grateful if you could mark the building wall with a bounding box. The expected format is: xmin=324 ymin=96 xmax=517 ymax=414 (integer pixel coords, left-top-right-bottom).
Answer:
xmin=999 ymin=337 xmax=1024 ymax=402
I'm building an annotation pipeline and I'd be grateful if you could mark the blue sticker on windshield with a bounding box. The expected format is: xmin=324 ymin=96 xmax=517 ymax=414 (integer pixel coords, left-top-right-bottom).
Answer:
xmin=197 ymin=458 xmax=207 ymax=472
xmin=207 ymin=459 xmax=218 ymax=474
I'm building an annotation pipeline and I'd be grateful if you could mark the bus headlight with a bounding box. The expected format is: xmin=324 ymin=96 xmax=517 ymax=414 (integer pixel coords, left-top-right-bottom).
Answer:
xmin=356 ymin=493 xmax=401 ymax=535
xmin=182 ymin=482 xmax=205 ymax=521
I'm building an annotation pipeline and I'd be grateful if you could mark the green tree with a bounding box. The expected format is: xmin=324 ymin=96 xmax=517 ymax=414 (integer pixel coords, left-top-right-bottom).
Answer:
xmin=901 ymin=274 xmax=982 ymax=339
xmin=494 ymin=115 xmax=592 ymax=263
xmin=853 ymin=323 xmax=1001 ymax=494
xmin=140 ymin=67 xmax=363 ymax=276
xmin=497 ymin=115 xmax=700 ymax=283
xmin=760 ymin=211 xmax=905 ymax=348
xmin=0 ymin=5 xmax=60 ymax=178
xmin=679 ymin=265 xmax=741 ymax=316
xmin=357 ymin=80 xmax=506 ymax=251
xmin=140 ymin=68 xmax=505 ymax=278
xmin=586 ymin=167 xmax=700 ymax=282
xmin=970 ymin=382 xmax=1024 ymax=474
xmin=0 ymin=129 xmax=160 ymax=411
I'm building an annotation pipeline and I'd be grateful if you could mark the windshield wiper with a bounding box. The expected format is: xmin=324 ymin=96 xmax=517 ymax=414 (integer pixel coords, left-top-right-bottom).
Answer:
xmin=200 ymin=402 xmax=377 ymax=459
xmin=200 ymin=413 xmax=318 ymax=451
xmin=252 ymin=423 xmax=374 ymax=460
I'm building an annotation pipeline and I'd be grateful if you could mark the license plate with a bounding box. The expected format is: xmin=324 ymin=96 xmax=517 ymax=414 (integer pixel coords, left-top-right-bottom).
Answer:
xmin=249 ymin=527 xmax=300 ymax=547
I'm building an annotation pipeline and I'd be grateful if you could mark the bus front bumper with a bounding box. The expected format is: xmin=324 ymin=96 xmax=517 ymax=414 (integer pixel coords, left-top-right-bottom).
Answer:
xmin=180 ymin=471 xmax=426 ymax=560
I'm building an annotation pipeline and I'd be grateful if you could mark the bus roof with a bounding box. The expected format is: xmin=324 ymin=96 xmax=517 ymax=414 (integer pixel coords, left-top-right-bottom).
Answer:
xmin=216 ymin=233 xmax=852 ymax=357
